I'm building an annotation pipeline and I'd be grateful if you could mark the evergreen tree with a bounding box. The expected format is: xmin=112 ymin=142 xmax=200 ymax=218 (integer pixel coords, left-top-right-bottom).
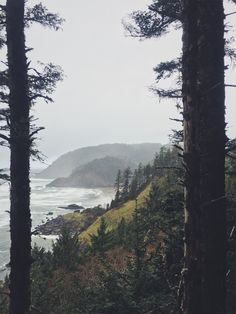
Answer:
xmin=225 ymin=156 xmax=236 ymax=314
xmin=129 ymin=169 xmax=138 ymax=199
xmin=121 ymin=167 xmax=132 ymax=200
xmin=182 ymin=1 xmax=226 ymax=313
xmin=114 ymin=169 xmax=122 ymax=202
xmin=0 ymin=3 xmax=63 ymax=312
xmin=6 ymin=1 xmax=32 ymax=312
xmin=137 ymin=163 xmax=144 ymax=190
xmin=127 ymin=3 xmax=228 ymax=308
xmin=115 ymin=217 xmax=128 ymax=247
xmin=52 ymin=228 xmax=80 ymax=271
xmin=90 ymin=217 xmax=112 ymax=255
xmin=143 ymin=163 xmax=152 ymax=182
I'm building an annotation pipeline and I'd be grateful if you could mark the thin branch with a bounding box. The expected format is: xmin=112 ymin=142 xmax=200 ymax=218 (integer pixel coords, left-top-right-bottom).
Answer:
xmin=174 ymin=144 xmax=184 ymax=152
xmin=0 ymin=133 xmax=10 ymax=142
xmin=225 ymin=84 xmax=236 ymax=88
xmin=29 ymin=127 xmax=45 ymax=139
xmin=225 ymin=11 xmax=236 ymax=17
xmin=30 ymin=94 xmax=53 ymax=103
xmin=149 ymin=6 xmax=180 ymax=21
xmin=170 ymin=118 xmax=183 ymax=123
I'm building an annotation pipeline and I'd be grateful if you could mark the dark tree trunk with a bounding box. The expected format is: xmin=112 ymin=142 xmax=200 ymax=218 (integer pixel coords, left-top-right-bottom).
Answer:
xmin=6 ymin=0 xmax=31 ymax=313
xmin=182 ymin=1 xmax=226 ymax=313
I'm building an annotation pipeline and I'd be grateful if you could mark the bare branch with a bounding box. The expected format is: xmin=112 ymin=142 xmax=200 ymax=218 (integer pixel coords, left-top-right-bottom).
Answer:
xmin=30 ymin=94 xmax=53 ymax=103
xmin=225 ymin=84 xmax=236 ymax=88
xmin=29 ymin=127 xmax=45 ymax=139
xmin=225 ymin=11 xmax=236 ymax=17
xmin=170 ymin=118 xmax=183 ymax=123
xmin=0 ymin=133 xmax=10 ymax=142
xmin=174 ymin=144 xmax=184 ymax=152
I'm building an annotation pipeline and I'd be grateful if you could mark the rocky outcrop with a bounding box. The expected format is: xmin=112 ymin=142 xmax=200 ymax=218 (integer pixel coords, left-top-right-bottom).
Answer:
xmin=35 ymin=206 xmax=106 ymax=236
xmin=58 ymin=204 xmax=84 ymax=211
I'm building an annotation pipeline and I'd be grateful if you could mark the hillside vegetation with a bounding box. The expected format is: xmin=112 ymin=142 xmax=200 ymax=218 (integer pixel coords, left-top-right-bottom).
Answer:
xmin=0 ymin=147 xmax=235 ymax=314
xmin=79 ymin=184 xmax=151 ymax=242
xmin=48 ymin=156 xmax=136 ymax=188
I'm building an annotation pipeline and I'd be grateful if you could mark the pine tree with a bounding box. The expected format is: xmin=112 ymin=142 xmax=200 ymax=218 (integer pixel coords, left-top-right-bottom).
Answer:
xmin=143 ymin=163 xmax=152 ymax=183
xmin=6 ymin=1 xmax=32 ymax=312
xmin=182 ymin=0 xmax=226 ymax=313
xmin=90 ymin=217 xmax=112 ymax=255
xmin=121 ymin=167 xmax=132 ymax=200
xmin=114 ymin=169 xmax=122 ymax=202
xmin=137 ymin=163 xmax=144 ymax=190
xmin=2 ymin=2 xmax=63 ymax=313
xmin=52 ymin=228 xmax=80 ymax=271
xmin=126 ymin=2 xmax=228 ymax=311
xmin=129 ymin=169 xmax=138 ymax=198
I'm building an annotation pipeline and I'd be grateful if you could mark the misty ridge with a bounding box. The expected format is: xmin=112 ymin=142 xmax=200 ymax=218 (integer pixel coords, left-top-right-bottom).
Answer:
xmin=40 ymin=143 xmax=162 ymax=188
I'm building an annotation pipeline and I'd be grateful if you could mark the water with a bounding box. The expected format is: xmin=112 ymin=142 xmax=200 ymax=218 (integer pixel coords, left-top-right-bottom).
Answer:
xmin=0 ymin=177 xmax=114 ymax=278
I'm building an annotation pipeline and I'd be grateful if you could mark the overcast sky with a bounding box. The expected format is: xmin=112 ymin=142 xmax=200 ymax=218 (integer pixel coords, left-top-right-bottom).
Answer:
xmin=1 ymin=0 xmax=236 ymax=167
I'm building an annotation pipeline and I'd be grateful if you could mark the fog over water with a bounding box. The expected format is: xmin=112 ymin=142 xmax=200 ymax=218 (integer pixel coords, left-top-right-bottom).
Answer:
xmin=0 ymin=0 xmax=236 ymax=168
xmin=0 ymin=177 xmax=114 ymax=278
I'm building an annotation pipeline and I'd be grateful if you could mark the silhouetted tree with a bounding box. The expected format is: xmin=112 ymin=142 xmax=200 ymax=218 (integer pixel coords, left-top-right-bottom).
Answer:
xmin=6 ymin=1 xmax=32 ymax=312
xmin=2 ymin=2 xmax=63 ymax=313
xmin=126 ymin=1 xmax=229 ymax=312
xmin=182 ymin=0 xmax=226 ymax=313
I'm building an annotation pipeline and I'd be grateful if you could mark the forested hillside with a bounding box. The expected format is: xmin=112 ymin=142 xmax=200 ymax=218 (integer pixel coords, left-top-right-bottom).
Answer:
xmin=38 ymin=143 xmax=162 ymax=179
xmin=47 ymin=156 xmax=136 ymax=188
xmin=1 ymin=146 xmax=235 ymax=313
xmin=1 ymin=147 xmax=184 ymax=313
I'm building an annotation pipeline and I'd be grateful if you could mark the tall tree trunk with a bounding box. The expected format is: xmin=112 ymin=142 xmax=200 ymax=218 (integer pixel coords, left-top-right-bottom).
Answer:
xmin=6 ymin=0 xmax=31 ymax=313
xmin=182 ymin=1 xmax=226 ymax=313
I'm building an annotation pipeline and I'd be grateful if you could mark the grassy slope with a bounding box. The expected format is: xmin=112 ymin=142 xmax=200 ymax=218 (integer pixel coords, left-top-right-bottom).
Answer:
xmin=62 ymin=207 xmax=105 ymax=233
xmin=79 ymin=184 xmax=151 ymax=243
xmin=63 ymin=212 xmax=86 ymax=225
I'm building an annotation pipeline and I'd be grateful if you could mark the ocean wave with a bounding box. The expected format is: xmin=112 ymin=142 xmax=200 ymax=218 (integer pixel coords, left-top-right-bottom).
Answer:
xmin=33 ymin=234 xmax=58 ymax=240
xmin=0 ymin=182 xmax=113 ymax=270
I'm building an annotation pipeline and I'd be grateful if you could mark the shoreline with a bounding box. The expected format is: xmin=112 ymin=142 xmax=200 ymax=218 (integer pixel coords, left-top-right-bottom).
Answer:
xmin=34 ymin=205 xmax=108 ymax=237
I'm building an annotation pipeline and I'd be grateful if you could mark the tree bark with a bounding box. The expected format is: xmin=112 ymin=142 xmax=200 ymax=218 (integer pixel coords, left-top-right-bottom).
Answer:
xmin=182 ymin=1 xmax=226 ymax=313
xmin=6 ymin=0 xmax=31 ymax=313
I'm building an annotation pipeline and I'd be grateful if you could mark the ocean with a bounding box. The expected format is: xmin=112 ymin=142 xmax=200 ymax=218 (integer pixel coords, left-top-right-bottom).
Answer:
xmin=0 ymin=177 xmax=114 ymax=279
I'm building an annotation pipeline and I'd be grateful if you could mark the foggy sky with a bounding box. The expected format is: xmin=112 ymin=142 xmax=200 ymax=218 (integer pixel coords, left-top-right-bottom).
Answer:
xmin=1 ymin=0 xmax=236 ymax=167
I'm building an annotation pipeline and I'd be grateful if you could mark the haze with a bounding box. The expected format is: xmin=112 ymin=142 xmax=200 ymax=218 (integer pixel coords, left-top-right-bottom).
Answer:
xmin=1 ymin=0 xmax=236 ymax=167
